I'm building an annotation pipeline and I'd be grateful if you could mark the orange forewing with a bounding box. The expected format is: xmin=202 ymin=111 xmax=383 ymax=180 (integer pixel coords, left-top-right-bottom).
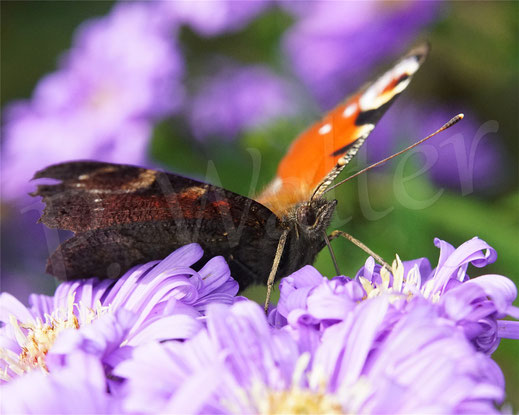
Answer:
xmin=257 ymin=43 xmax=429 ymax=216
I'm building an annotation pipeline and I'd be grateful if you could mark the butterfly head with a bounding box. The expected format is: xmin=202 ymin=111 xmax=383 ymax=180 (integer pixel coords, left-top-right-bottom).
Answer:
xmin=291 ymin=198 xmax=337 ymax=240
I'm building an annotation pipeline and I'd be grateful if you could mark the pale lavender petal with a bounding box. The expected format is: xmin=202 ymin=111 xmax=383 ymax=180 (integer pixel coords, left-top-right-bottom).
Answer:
xmin=197 ymin=256 xmax=234 ymax=297
xmin=101 ymin=261 xmax=158 ymax=307
xmin=286 ymin=309 xmax=320 ymax=328
xmin=127 ymin=314 xmax=203 ymax=345
xmin=144 ymin=243 xmax=204 ymax=280
xmin=1 ymin=352 xmax=117 ymax=414
xmin=306 ymin=280 xmax=357 ymax=320
xmin=334 ymin=297 xmax=389 ymax=387
xmin=497 ymin=320 xmax=519 ymax=339
xmin=430 ymin=237 xmax=497 ymax=295
xmin=27 ymin=294 xmax=54 ymax=317
xmin=49 ymin=309 xmax=136 ymax=363
xmin=162 ymin=364 xmax=222 ymax=414
xmin=464 ymin=274 xmax=517 ymax=315
xmin=0 ymin=293 xmax=34 ymax=323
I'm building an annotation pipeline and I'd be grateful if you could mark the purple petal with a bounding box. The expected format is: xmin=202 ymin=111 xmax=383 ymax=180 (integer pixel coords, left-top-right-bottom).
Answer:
xmin=162 ymin=364 xmax=222 ymax=414
xmin=197 ymin=256 xmax=235 ymax=297
xmin=497 ymin=320 xmax=519 ymax=339
xmin=429 ymin=237 xmax=497 ymax=295
xmin=0 ymin=293 xmax=33 ymax=324
xmin=128 ymin=314 xmax=203 ymax=345
xmin=144 ymin=243 xmax=204 ymax=280
xmin=464 ymin=274 xmax=517 ymax=315
xmin=101 ymin=261 xmax=158 ymax=307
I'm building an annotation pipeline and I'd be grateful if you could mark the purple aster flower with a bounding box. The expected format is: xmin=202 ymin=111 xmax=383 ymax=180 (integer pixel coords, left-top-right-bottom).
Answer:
xmin=1 ymin=1 xmax=184 ymax=202
xmin=115 ymin=298 xmax=505 ymax=413
xmin=0 ymin=244 xmax=238 ymax=382
xmin=282 ymin=1 xmax=441 ymax=107
xmin=0 ymin=351 xmax=122 ymax=414
xmin=271 ymin=237 xmax=519 ymax=354
xmin=188 ymin=64 xmax=297 ymax=141
xmin=158 ymin=0 xmax=271 ymax=37
xmin=365 ymin=100 xmax=506 ymax=194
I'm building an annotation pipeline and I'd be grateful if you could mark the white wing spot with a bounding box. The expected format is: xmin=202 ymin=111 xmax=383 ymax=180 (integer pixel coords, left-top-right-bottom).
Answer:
xmin=342 ymin=103 xmax=357 ymax=118
xmin=318 ymin=123 xmax=332 ymax=135
xmin=359 ymin=56 xmax=420 ymax=111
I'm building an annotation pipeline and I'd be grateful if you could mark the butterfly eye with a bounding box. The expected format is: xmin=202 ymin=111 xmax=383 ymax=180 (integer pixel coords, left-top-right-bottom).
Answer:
xmin=297 ymin=205 xmax=317 ymax=227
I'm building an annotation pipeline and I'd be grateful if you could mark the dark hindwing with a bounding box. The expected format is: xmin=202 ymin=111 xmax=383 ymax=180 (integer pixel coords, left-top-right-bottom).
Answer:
xmin=33 ymin=161 xmax=283 ymax=288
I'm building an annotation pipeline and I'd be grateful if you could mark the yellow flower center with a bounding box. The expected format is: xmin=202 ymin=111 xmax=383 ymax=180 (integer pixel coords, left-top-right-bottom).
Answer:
xmin=261 ymin=387 xmax=343 ymax=414
xmin=358 ymin=255 xmax=423 ymax=303
xmin=0 ymin=293 xmax=109 ymax=381
xmin=228 ymin=354 xmax=346 ymax=415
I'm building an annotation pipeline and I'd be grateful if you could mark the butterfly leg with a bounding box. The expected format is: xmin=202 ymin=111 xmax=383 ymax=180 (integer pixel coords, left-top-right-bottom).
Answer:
xmin=264 ymin=229 xmax=289 ymax=313
xmin=328 ymin=230 xmax=391 ymax=270
xmin=323 ymin=231 xmax=341 ymax=275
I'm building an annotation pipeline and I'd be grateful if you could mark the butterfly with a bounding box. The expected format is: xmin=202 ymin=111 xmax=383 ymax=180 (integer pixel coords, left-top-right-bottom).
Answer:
xmin=32 ymin=43 xmax=429 ymax=299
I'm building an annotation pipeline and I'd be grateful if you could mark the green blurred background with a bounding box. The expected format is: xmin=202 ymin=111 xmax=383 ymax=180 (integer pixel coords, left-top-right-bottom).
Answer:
xmin=1 ymin=0 xmax=518 ymax=407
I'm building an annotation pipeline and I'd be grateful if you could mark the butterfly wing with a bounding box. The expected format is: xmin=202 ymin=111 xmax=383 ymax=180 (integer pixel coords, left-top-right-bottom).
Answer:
xmin=257 ymin=43 xmax=429 ymax=215
xmin=33 ymin=161 xmax=283 ymax=288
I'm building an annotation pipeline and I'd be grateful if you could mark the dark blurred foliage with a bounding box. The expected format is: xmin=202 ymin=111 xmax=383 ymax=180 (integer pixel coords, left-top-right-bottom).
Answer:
xmin=1 ymin=0 xmax=518 ymax=407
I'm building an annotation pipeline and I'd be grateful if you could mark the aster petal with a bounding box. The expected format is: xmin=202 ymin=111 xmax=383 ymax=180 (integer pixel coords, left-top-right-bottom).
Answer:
xmin=497 ymin=320 xmax=519 ymax=339
xmin=27 ymin=293 xmax=54 ymax=317
xmin=192 ymin=288 xmax=239 ymax=312
xmin=53 ymin=281 xmax=82 ymax=310
xmin=463 ymin=274 xmax=517 ymax=315
xmin=276 ymin=266 xmax=324 ymax=317
xmin=429 ymin=237 xmax=497 ymax=295
xmin=1 ymin=351 xmax=117 ymax=414
xmin=101 ymin=261 xmax=158 ymax=308
xmin=0 ymin=293 xmax=34 ymax=324
xmin=441 ymin=283 xmax=488 ymax=320
xmin=286 ymin=308 xmax=321 ymax=328
xmin=197 ymin=256 xmax=234 ymax=297
xmin=144 ymin=243 xmax=204 ymax=280
xmin=289 ymin=265 xmax=325 ymax=287
xmin=162 ymin=298 xmax=202 ymax=319
xmin=124 ymin=271 xmax=200 ymax=331
xmin=402 ymin=257 xmax=431 ymax=282
xmin=127 ymin=314 xmax=203 ymax=345
xmin=306 ymin=280 xmax=357 ymax=320
xmin=206 ymin=302 xmax=278 ymax=386
xmin=334 ymin=296 xmax=389 ymax=387
xmin=162 ymin=364 xmax=222 ymax=414
xmin=49 ymin=309 xmax=136 ymax=364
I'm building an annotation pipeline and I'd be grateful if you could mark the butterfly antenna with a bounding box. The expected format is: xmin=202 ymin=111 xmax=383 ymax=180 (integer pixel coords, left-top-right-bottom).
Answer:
xmin=323 ymin=114 xmax=464 ymax=195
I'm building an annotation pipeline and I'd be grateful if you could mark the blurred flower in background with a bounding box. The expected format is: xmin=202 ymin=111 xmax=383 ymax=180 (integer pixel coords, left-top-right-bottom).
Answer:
xmin=157 ymin=0 xmax=270 ymax=37
xmin=1 ymin=1 xmax=184 ymax=203
xmin=188 ymin=64 xmax=297 ymax=141
xmin=281 ymin=0 xmax=442 ymax=107
xmin=365 ymin=100 xmax=506 ymax=195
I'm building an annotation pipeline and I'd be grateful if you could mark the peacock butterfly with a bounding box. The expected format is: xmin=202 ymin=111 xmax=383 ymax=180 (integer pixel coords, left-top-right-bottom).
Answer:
xmin=32 ymin=43 xmax=429 ymax=297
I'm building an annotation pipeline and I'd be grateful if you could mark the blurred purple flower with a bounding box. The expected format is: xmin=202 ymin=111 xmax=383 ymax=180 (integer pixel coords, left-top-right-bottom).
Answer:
xmin=115 ymin=299 xmax=504 ymax=414
xmin=282 ymin=1 xmax=441 ymax=107
xmin=1 ymin=2 xmax=184 ymax=202
xmin=271 ymin=237 xmax=519 ymax=354
xmin=157 ymin=0 xmax=271 ymax=36
xmin=0 ymin=244 xmax=238 ymax=381
xmin=0 ymin=351 xmax=121 ymax=414
xmin=365 ymin=100 xmax=506 ymax=194
xmin=188 ymin=64 xmax=297 ymax=141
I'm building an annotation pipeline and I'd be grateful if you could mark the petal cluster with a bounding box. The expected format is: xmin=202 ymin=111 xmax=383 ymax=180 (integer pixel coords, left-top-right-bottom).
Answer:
xmin=0 ymin=244 xmax=237 ymax=383
xmin=271 ymin=237 xmax=519 ymax=354
xmin=1 ymin=239 xmax=516 ymax=413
